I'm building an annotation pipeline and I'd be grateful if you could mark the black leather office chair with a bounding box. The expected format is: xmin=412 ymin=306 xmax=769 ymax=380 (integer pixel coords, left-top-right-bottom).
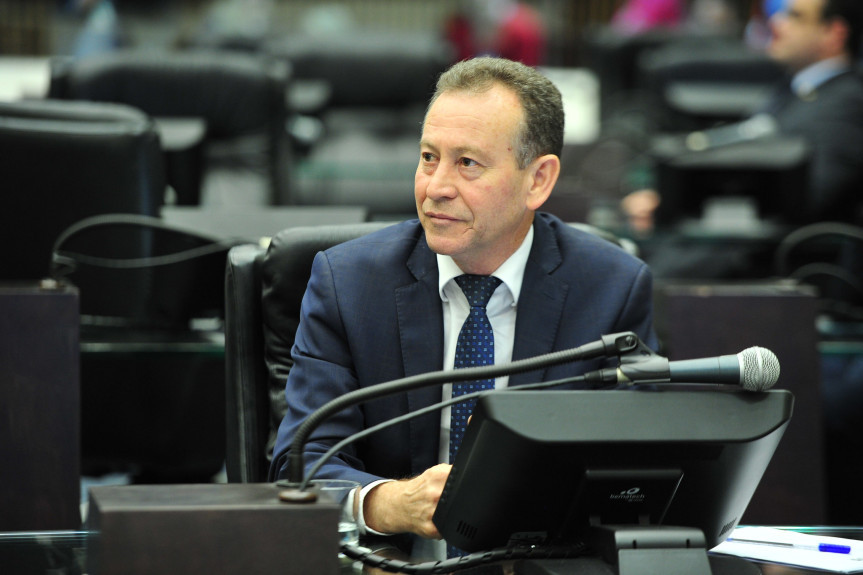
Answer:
xmin=0 ymin=98 xmax=232 ymax=482
xmin=225 ymin=223 xmax=392 ymax=482
xmin=774 ymin=222 xmax=863 ymax=319
xmin=637 ymin=41 xmax=786 ymax=132
xmin=0 ymin=98 xmax=163 ymax=292
xmin=581 ymin=25 xmax=737 ymax=120
xmin=223 ymin=222 xmax=634 ymax=483
xmin=48 ymin=50 xmax=292 ymax=205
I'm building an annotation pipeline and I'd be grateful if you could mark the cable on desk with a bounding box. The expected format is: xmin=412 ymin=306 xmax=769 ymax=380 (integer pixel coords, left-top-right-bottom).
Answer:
xmin=340 ymin=542 xmax=590 ymax=574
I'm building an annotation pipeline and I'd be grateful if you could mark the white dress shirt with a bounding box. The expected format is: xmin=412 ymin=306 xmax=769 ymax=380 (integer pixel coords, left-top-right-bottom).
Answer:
xmin=354 ymin=225 xmax=535 ymax=548
xmin=435 ymin=224 xmax=533 ymax=463
xmin=791 ymin=55 xmax=852 ymax=98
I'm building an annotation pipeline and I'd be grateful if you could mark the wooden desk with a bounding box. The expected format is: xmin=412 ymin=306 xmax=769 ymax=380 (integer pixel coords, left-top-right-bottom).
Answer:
xmin=0 ymin=283 xmax=80 ymax=531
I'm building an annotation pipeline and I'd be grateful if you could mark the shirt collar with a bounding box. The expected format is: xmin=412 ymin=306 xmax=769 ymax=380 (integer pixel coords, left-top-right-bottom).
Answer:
xmin=791 ymin=56 xmax=851 ymax=97
xmin=437 ymin=224 xmax=534 ymax=306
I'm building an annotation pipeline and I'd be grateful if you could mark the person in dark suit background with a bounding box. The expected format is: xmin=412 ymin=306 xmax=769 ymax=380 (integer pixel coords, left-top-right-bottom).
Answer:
xmin=621 ymin=0 xmax=863 ymax=278
xmin=763 ymin=0 xmax=863 ymax=222
xmin=270 ymin=57 xmax=657 ymax=544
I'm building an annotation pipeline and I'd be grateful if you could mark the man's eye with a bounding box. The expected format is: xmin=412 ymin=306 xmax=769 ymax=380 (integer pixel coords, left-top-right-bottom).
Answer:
xmin=421 ymin=152 xmax=436 ymax=162
xmin=459 ymin=157 xmax=479 ymax=168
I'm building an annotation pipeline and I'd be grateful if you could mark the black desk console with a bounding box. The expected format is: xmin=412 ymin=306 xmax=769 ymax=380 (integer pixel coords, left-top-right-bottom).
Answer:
xmin=86 ymin=483 xmax=340 ymax=575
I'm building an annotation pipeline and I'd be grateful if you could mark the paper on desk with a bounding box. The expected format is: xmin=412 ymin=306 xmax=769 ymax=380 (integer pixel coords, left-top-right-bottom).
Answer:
xmin=711 ymin=526 xmax=863 ymax=573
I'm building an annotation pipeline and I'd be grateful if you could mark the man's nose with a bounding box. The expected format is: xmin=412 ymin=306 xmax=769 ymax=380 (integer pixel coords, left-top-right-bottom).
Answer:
xmin=425 ymin=163 xmax=459 ymax=199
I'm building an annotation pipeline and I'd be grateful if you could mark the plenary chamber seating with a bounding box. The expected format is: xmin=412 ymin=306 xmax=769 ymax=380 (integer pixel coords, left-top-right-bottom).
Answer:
xmin=263 ymin=31 xmax=453 ymax=218
xmin=0 ymin=99 xmax=163 ymax=287
xmin=637 ymin=40 xmax=786 ymax=133
xmin=0 ymin=98 xmax=237 ymax=483
xmin=48 ymin=50 xmax=293 ymax=206
xmin=0 ymin=98 xmax=162 ymax=528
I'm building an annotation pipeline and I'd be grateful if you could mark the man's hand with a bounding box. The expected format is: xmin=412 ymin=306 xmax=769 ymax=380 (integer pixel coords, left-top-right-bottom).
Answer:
xmin=363 ymin=463 xmax=451 ymax=539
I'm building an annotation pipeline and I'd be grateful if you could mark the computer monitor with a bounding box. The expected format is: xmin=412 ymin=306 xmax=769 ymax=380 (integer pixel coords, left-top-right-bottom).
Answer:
xmin=651 ymin=133 xmax=811 ymax=230
xmin=433 ymin=389 xmax=792 ymax=554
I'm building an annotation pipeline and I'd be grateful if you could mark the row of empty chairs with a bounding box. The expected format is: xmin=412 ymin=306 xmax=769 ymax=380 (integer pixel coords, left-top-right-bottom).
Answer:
xmin=0 ymin=30 xmax=455 ymax=486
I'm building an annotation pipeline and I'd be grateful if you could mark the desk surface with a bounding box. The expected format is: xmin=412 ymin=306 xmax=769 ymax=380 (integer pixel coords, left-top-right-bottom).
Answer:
xmin=2 ymin=527 xmax=860 ymax=574
xmin=160 ymin=205 xmax=371 ymax=244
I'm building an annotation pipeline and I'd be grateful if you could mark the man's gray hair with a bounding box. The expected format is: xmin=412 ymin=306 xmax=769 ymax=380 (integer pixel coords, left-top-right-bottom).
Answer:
xmin=428 ymin=57 xmax=564 ymax=170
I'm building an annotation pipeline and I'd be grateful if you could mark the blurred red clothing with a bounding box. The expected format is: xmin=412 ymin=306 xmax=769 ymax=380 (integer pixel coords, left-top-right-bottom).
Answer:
xmin=445 ymin=3 xmax=546 ymax=66
xmin=611 ymin=0 xmax=686 ymax=34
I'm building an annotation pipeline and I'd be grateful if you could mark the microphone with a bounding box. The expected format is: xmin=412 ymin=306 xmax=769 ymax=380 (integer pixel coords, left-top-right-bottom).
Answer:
xmin=685 ymin=113 xmax=778 ymax=152
xmin=584 ymin=347 xmax=780 ymax=392
xmin=284 ymin=331 xmax=644 ymax=484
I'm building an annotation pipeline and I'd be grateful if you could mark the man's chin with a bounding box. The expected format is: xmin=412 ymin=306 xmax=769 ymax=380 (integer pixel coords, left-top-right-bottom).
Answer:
xmin=424 ymin=228 xmax=473 ymax=257
xmin=424 ymin=236 xmax=461 ymax=257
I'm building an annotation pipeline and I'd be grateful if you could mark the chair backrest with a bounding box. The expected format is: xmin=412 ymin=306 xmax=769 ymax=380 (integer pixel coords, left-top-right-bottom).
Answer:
xmin=774 ymin=222 xmax=863 ymax=318
xmin=54 ymin=214 xmax=241 ymax=328
xmin=637 ymin=40 xmax=785 ymax=131
xmin=225 ymin=222 xmax=392 ymax=482
xmin=265 ymin=31 xmax=451 ymax=109
xmin=223 ymin=221 xmax=634 ymax=483
xmin=0 ymin=99 xmax=164 ymax=285
xmin=581 ymin=25 xmax=736 ymax=116
xmin=48 ymin=50 xmax=293 ymax=204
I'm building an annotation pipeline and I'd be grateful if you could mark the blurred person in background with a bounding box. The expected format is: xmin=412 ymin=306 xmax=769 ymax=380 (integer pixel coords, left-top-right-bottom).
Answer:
xmin=444 ymin=0 xmax=546 ymax=65
xmin=610 ymin=0 xmax=687 ymax=34
xmin=623 ymin=0 xmax=863 ymax=236
xmin=763 ymin=0 xmax=863 ymax=222
xmin=617 ymin=0 xmax=863 ymax=280
xmin=747 ymin=0 xmax=788 ymax=49
xmin=688 ymin=0 xmax=741 ymax=33
xmin=68 ymin=0 xmax=121 ymax=59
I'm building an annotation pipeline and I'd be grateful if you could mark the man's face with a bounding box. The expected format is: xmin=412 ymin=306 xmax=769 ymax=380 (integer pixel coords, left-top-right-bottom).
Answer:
xmin=415 ymin=84 xmax=538 ymax=275
xmin=767 ymin=0 xmax=833 ymax=71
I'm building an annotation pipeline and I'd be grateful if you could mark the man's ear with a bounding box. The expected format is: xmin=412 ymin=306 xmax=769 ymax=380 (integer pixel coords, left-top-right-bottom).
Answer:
xmin=525 ymin=154 xmax=561 ymax=211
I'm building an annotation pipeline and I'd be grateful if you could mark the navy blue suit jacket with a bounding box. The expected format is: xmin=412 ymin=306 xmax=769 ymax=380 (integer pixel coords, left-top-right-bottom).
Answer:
xmin=270 ymin=212 xmax=657 ymax=485
xmin=767 ymin=70 xmax=863 ymax=222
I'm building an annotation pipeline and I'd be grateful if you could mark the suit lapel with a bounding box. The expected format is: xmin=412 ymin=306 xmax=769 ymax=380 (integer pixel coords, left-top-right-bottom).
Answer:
xmin=396 ymin=234 xmax=443 ymax=474
xmin=510 ymin=216 xmax=569 ymax=387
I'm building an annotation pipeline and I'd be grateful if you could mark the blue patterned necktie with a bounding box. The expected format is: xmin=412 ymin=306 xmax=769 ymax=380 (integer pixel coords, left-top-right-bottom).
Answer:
xmin=447 ymin=274 xmax=501 ymax=559
xmin=449 ymin=274 xmax=502 ymax=464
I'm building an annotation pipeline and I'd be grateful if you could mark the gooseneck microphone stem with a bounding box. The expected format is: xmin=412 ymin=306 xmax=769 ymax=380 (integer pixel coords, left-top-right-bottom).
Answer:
xmin=301 ymin=374 xmax=592 ymax=489
xmin=287 ymin=332 xmax=642 ymax=484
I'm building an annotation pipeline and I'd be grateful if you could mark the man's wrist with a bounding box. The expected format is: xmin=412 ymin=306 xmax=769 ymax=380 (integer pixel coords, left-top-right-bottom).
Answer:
xmin=357 ymin=479 xmax=395 ymax=536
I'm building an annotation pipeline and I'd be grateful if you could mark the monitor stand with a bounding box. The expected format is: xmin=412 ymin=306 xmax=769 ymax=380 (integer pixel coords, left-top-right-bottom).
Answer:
xmin=517 ymin=526 xmax=759 ymax=575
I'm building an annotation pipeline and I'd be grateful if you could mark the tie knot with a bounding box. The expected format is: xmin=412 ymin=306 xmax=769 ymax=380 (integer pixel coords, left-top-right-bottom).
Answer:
xmin=455 ymin=274 xmax=501 ymax=308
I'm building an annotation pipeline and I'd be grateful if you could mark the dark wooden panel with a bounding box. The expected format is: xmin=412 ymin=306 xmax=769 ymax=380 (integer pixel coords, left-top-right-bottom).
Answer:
xmin=656 ymin=280 xmax=827 ymax=525
xmin=0 ymin=283 xmax=80 ymax=530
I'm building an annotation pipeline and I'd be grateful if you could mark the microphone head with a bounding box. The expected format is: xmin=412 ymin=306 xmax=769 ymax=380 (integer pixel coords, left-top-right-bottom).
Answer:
xmin=737 ymin=347 xmax=780 ymax=391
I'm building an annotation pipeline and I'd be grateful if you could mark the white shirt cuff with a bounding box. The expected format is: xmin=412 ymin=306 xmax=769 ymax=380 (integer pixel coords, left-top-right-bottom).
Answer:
xmin=354 ymin=478 xmax=395 ymax=536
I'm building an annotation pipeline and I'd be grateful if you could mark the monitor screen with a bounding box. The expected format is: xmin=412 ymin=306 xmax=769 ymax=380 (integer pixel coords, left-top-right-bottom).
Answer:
xmin=433 ymin=389 xmax=792 ymax=553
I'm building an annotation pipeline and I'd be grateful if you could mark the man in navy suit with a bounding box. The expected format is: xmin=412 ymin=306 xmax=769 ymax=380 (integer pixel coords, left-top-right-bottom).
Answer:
xmin=270 ymin=57 xmax=657 ymax=542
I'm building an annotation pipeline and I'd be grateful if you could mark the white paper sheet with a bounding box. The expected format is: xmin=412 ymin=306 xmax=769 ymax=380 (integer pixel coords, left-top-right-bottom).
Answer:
xmin=711 ymin=526 xmax=863 ymax=573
